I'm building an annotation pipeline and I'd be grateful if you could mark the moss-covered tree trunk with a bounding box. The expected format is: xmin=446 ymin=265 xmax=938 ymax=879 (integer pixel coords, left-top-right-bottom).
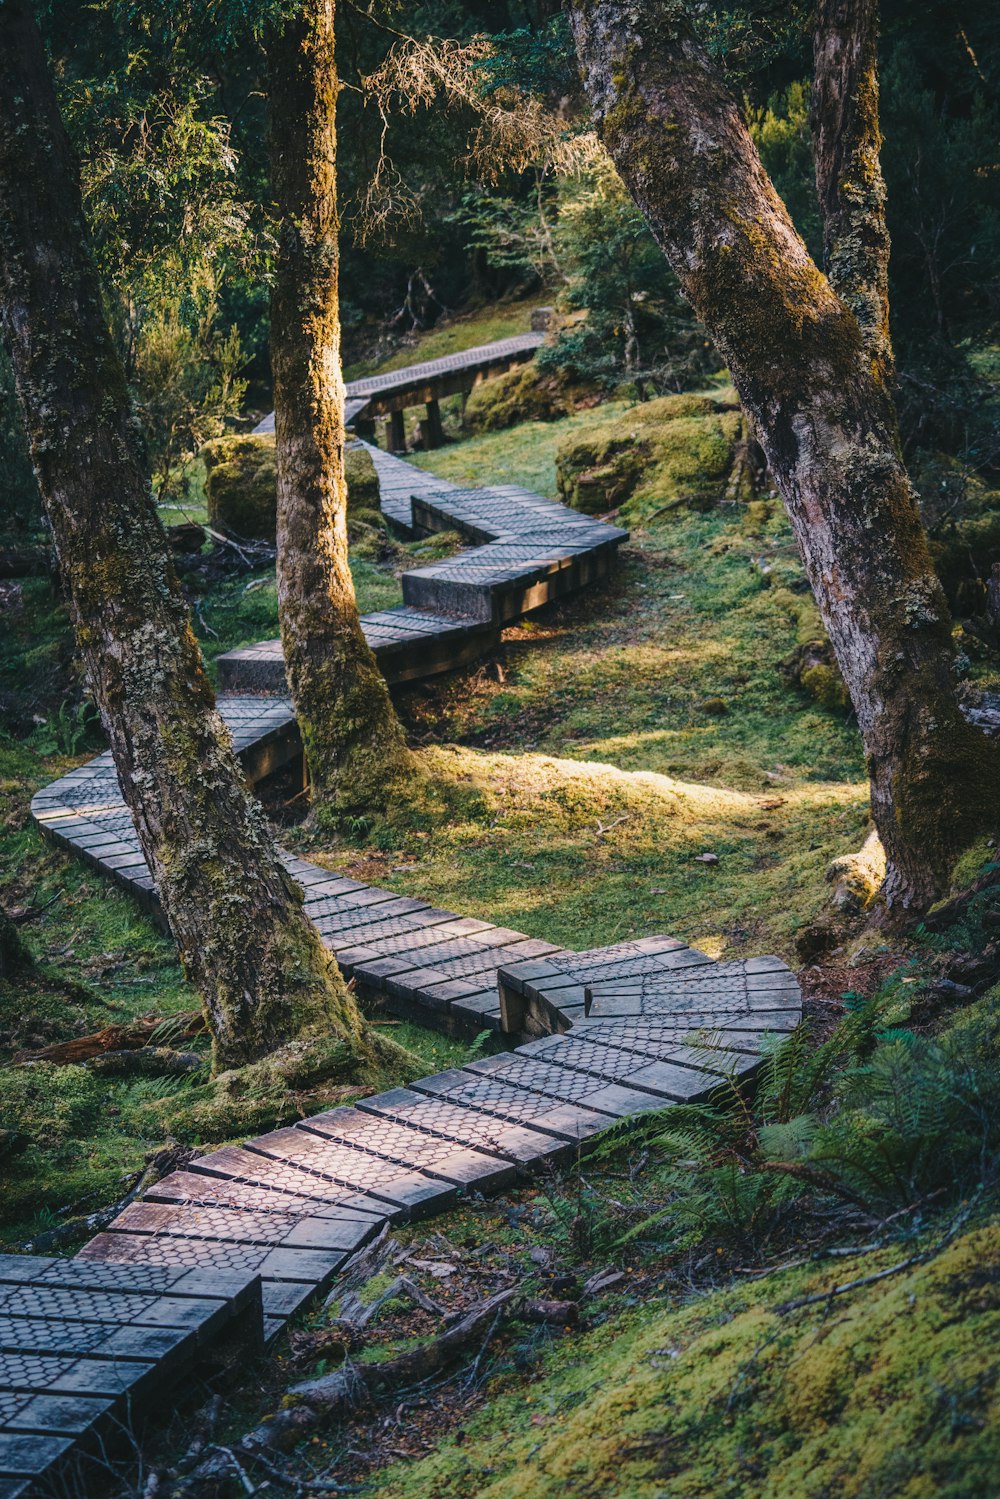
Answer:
xmin=268 ymin=0 xmax=413 ymax=814
xmin=811 ymin=0 xmax=893 ymax=388
xmin=568 ymin=0 xmax=998 ymax=911
xmin=0 ymin=0 xmax=366 ymax=1068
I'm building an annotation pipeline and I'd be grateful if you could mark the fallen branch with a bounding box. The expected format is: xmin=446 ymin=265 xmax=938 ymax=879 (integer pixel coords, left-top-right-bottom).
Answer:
xmin=182 ymin=1284 xmax=527 ymax=1487
xmin=14 ymin=1010 xmax=204 ymax=1064
xmin=774 ymin=1201 xmax=976 ymax=1316
xmin=86 ymin=1046 xmax=206 ymax=1079
xmin=19 ymin=1143 xmax=199 ymax=1253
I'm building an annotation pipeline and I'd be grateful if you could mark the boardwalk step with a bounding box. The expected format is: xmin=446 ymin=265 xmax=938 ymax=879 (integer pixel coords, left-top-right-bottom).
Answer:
xmin=0 ymin=1256 xmax=262 ymax=1497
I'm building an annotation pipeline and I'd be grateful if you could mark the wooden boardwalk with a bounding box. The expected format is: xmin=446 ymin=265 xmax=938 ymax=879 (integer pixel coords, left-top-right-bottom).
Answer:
xmin=11 ymin=425 xmax=801 ymax=1495
xmin=217 ymin=444 xmax=625 ymax=693
xmin=0 ymin=1257 xmax=261 ymax=1497
xmin=252 ymin=332 xmax=545 ymax=449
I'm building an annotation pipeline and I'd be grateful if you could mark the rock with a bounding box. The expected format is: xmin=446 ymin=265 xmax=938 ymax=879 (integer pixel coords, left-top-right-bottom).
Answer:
xmin=202 ymin=435 xmax=379 ymax=540
xmin=166 ymin=521 xmax=206 ymax=553
xmin=463 ymin=362 xmax=570 ymax=434
xmin=694 ymin=852 xmax=719 ymax=865
xmin=781 ymin=639 xmax=852 ymax=714
xmin=555 ymin=391 xmax=741 ymax=520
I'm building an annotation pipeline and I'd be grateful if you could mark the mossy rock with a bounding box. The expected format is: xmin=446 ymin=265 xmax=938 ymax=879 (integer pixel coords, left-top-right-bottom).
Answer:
xmin=554 ymin=391 xmax=741 ymax=519
xmin=781 ymin=639 xmax=852 ymax=714
xmin=463 ymin=362 xmax=571 ymax=434
xmin=202 ymin=435 xmax=380 ymax=540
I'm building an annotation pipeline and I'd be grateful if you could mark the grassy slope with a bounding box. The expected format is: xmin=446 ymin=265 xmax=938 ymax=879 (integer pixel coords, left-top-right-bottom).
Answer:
xmin=301 ymin=411 xmax=865 ymax=959
xmin=374 ymin=1217 xmax=1000 ymax=1499
xmin=343 ymin=300 xmax=538 ymax=381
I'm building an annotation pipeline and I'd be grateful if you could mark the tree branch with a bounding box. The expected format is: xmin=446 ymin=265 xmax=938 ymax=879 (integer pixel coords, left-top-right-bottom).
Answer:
xmin=812 ymin=0 xmax=894 ymax=385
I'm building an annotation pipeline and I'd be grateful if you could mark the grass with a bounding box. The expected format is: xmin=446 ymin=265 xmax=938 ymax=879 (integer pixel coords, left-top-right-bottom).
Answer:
xmin=344 ymin=299 xmax=539 ymax=381
xmin=406 ymin=399 xmax=628 ymax=496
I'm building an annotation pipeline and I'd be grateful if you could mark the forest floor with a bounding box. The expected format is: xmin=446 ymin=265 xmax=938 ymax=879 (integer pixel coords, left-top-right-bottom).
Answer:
xmin=2 ymin=308 xmax=1000 ymax=1495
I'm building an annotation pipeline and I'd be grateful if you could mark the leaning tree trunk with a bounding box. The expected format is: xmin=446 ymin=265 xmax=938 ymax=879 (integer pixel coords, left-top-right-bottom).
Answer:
xmin=568 ymin=0 xmax=998 ymax=911
xmin=0 ymin=0 xmax=366 ymax=1068
xmin=268 ymin=0 xmax=413 ymax=815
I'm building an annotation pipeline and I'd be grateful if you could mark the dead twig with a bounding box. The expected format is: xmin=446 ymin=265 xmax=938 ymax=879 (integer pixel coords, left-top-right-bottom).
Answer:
xmin=774 ymin=1201 xmax=975 ymax=1315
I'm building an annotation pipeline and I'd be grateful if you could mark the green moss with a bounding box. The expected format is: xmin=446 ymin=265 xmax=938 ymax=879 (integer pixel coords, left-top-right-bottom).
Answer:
xmin=463 ymin=364 xmax=570 ymax=433
xmin=375 ymin=1223 xmax=1000 ymax=1499
xmin=202 ymin=436 xmax=380 ymax=541
xmin=554 ymin=391 xmax=741 ymax=519
xmin=203 ymin=434 xmax=278 ymax=538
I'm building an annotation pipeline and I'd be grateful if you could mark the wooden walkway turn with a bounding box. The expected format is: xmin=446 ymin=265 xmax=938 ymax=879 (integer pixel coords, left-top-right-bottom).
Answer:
xmin=10 ymin=426 xmax=801 ymax=1496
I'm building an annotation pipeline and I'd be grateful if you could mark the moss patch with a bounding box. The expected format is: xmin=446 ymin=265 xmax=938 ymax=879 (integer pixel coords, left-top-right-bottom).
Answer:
xmin=202 ymin=436 xmax=379 ymax=541
xmin=463 ymin=363 xmax=570 ymax=433
xmin=554 ymin=391 xmax=742 ymax=519
xmin=374 ymin=1223 xmax=1000 ymax=1499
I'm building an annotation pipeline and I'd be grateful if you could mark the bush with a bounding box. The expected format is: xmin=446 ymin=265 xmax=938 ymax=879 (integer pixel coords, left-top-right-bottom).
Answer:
xmin=463 ymin=362 xmax=570 ymax=433
xmin=203 ymin=435 xmax=380 ymax=540
xmin=554 ymin=391 xmax=741 ymax=519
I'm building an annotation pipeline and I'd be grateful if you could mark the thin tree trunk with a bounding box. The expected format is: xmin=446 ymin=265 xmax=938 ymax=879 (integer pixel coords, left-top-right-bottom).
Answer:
xmin=268 ymin=0 xmax=413 ymax=815
xmin=0 ymin=0 xmax=366 ymax=1068
xmin=811 ymin=0 xmax=894 ymax=387
xmin=568 ymin=0 xmax=997 ymax=911
xmin=0 ymin=908 xmax=30 ymax=981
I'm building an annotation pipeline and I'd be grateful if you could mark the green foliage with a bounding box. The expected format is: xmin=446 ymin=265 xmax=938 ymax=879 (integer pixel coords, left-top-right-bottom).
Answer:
xmin=27 ymin=699 xmax=102 ymax=758
xmin=536 ymin=163 xmax=719 ymax=394
xmin=133 ymin=287 xmax=247 ymax=503
xmin=747 ymin=81 xmax=821 ymax=257
xmin=606 ymin=982 xmax=1000 ymax=1263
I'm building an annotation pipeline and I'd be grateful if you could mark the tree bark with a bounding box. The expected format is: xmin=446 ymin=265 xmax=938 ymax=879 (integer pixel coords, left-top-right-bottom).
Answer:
xmin=268 ymin=0 xmax=413 ymax=815
xmin=568 ymin=0 xmax=997 ymax=910
xmin=0 ymin=0 xmax=366 ymax=1067
xmin=811 ymin=0 xmax=894 ymax=387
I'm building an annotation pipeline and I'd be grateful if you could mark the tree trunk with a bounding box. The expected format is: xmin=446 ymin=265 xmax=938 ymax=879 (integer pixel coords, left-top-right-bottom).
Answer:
xmin=811 ymin=0 xmax=894 ymax=387
xmin=0 ymin=0 xmax=366 ymax=1068
xmin=0 ymin=908 xmax=30 ymax=981
xmin=568 ymin=0 xmax=998 ymax=910
xmin=268 ymin=0 xmax=413 ymax=815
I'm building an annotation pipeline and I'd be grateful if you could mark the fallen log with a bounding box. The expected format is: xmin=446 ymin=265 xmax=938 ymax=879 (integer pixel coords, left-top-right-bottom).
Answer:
xmin=86 ymin=1046 xmax=206 ymax=1078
